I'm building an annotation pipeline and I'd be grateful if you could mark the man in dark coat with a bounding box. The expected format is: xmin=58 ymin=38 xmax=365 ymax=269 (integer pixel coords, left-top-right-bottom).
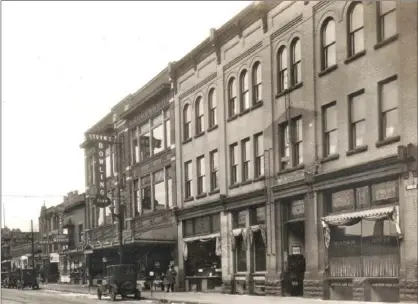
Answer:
xmin=164 ymin=265 xmax=177 ymax=292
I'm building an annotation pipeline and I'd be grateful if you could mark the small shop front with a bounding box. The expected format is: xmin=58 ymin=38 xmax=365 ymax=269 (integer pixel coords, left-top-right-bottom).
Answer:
xmin=320 ymin=178 xmax=402 ymax=302
xmin=181 ymin=213 xmax=222 ymax=293
xmin=229 ymin=204 xmax=267 ymax=295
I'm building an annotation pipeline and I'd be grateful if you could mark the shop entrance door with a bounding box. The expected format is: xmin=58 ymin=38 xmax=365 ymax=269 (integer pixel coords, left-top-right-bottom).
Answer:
xmin=284 ymin=220 xmax=306 ymax=297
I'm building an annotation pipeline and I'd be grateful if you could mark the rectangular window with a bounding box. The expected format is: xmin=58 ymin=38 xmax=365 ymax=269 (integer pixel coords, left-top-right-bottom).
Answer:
xmin=141 ymin=175 xmax=152 ymax=213
xmin=153 ymin=169 xmax=166 ymax=210
xmin=254 ymin=133 xmax=264 ymax=177
xmin=230 ymin=143 xmax=239 ymax=185
xmin=293 ymin=118 xmax=303 ymax=165
xmin=139 ymin=122 xmax=151 ymax=161
xmin=210 ymin=149 xmax=219 ymax=191
xmin=164 ymin=118 xmax=171 ymax=148
xmin=378 ymin=1 xmax=396 ymax=42
xmin=197 ymin=155 xmax=205 ymax=195
xmin=349 ymin=90 xmax=366 ymax=149
xmin=379 ymin=76 xmax=399 ymax=139
xmin=131 ymin=128 xmax=139 ymax=164
xmin=152 ymin=114 xmax=164 ymax=155
xmin=235 ymin=236 xmax=247 ymax=272
xmin=280 ymin=123 xmax=290 ymax=169
xmin=133 ymin=179 xmax=140 ymax=216
xmin=241 ymin=138 xmax=251 ymax=181
xmin=323 ymin=103 xmax=338 ymax=156
xmin=253 ymin=231 xmax=266 ymax=272
xmin=166 ymin=166 xmax=173 ymax=208
xmin=184 ymin=161 xmax=193 ymax=199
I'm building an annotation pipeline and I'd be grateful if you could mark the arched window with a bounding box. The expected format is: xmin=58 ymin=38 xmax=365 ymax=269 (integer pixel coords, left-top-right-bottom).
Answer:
xmin=277 ymin=46 xmax=288 ymax=92
xmin=240 ymin=70 xmax=250 ymax=111
xmin=321 ymin=18 xmax=336 ymax=70
xmin=348 ymin=2 xmax=364 ymax=56
xmin=228 ymin=77 xmax=237 ymax=117
xmin=291 ymin=38 xmax=302 ymax=85
xmin=195 ymin=97 xmax=204 ymax=134
xmin=183 ymin=104 xmax=191 ymax=141
xmin=252 ymin=62 xmax=262 ymax=104
xmin=208 ymin=88 xmax=217 ymax=128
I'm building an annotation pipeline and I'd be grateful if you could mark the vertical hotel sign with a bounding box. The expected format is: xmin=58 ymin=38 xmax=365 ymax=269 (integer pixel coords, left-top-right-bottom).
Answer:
xmin=86 ymin=133 xmax=113 ymax=208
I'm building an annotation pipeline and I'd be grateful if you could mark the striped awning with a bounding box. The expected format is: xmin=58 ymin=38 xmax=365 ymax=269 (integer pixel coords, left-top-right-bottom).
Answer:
xmin=322 ymin=205 xmax=396 ymax=224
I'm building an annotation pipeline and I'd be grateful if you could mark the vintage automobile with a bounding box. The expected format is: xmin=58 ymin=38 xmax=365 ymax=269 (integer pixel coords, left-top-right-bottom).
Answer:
xmin=16 ymin=268 xmax=39 ymax=290
xmin=97 ymin=264 xmax=141 ymax=301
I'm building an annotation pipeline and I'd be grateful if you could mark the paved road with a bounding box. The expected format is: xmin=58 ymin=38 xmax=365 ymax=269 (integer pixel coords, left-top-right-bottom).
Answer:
xmin=1 ymin=288 xmax=158 ymax=304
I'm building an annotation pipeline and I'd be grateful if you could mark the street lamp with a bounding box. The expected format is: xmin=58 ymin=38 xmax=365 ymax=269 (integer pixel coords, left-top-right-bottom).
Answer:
xmin=109 ymin=203 xmax=125 ymax=264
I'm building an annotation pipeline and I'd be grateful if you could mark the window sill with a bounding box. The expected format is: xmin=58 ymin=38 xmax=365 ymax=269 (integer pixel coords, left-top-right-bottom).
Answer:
xmin=254 ymin=175 xmax=265 ymax=182
xmin=239 ymin=108 xmax=251 ymax=117
xmin=240 ymin=179 xmax=253 ymax=186
xmin=318 ymin=64 xmax=338 ymax=78
xmin=229 ymin=183 xmax=240 ymax=189
xmin=346 ymin=145 xmax=368 ymax=156
xmin=275 ymin=82 xmax=303 ymax=98
xmin=252 ymin=100 xmax=263 ymax=110
xmin=344 ymin=50 xmax=366 ymax=65
xmin=194 ymin=132 xmax=205 ymax=139
xmin=227 ymin=114 xmax=239 ymax=122
xmin=277 ymin=164 xmax=305 ymax=176
xmin=208 ymin=189 xmax=220 ymax=195
xmin=207 ymin=124 xmax=218 ymax=133
xmin=195 ymin=193 xmax=208 ymax=199
xmin=320 ymin=154 xmax=340 ymax=164
xmin=374 ymin=34 xmax=398 ymax=50
xmin=184 ymin=196 xmax=194 ymax=203
xmin=376 ymin=135 xmax=401 ymax=148
xmin=182 ymin=138 xmax=192 ymax=145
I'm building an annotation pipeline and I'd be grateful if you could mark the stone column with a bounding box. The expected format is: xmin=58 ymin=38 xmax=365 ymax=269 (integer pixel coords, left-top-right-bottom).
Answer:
xmin=221 ymin=211 xmax=233 ymax=294
xmin=303 ymin=190 xmax=323 ymax=298
xmin=399 ymin=173 xmax=418 ymax=301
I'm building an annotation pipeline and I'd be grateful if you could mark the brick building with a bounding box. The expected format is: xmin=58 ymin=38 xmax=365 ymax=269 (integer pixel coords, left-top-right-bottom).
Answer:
xmin=80 ymin=68 xmax=177 ymax=285
xmin=169 ymin=1 xmax=417 ymax=302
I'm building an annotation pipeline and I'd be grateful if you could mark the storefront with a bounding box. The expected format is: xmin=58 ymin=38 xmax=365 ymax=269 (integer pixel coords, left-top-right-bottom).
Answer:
xmin=181 ymin=213 xmax=222 ymax=293
xmin=230 ymin=204 xmax=267 ymax=295
xmin=321 ymin=178 xmax=402 ymax=302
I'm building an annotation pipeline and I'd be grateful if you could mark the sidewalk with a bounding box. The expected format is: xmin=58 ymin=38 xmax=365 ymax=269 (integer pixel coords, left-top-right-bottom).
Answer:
xmin=40 ymin=284 xmax=413 ymax=304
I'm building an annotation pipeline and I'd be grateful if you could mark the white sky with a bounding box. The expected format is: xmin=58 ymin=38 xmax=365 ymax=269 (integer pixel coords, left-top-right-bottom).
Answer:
xmin=2 ymin=1 xmax=250 ymax=231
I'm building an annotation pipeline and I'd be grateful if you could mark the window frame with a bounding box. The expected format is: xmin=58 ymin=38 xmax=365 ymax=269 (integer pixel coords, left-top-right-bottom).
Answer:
xmin=348 ymin=89 xmax=366 ymax=149
xmin=230 ymin=143 xmax=239 ymax=185
xmin=196 ymin=155 xmax=206 ymax=195
xmin=322 ymin=102 xmax=338 ymax=157
xmin=290 ymin=38 xmax=302 ymax=86
xmin=209 ymin=149 xmax=219 ymax=191
xmin=241 ymin=138 xmax=251 ymax=182
xmin=195 ymin=97 xmax=204 ymax=134
xmin=347 ymin=2 xmax=365 ymax=57
xmin=277 ymin=46 xmax=288 ymax=93
xmin=184 ymin=160 xmax=193 ymax=199
xmin=228 ymin=77 xmax=238 ymax=117
xmin=377 ymin=1 xmax=397 ymax=42
xmin=378 ymin=75 xmax=399 ymax=140
xmin=208 ymin=88 xmax=217 ymax=128
xmin=280 ymin=123 xmax=291 ymax=170
xmin=240 ymin=70 xmax=250 ymax=111
xmin=252 ymin=62 xmax=262 ymax=104
xmin=183 ymin=104 xmax=192 ymax=141
xmin=293 ymin=117 xmax=303 ymax=166
xmin=254 ymin=133 xmax=264 ymax=178
xmin=321 ymin=18 xmax=337 ymax=70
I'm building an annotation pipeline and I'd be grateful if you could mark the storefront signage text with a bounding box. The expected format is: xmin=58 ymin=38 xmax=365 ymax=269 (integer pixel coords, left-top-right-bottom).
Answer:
xmin=53 ymin=234 xmax=69 ymax=244
xmin=277 ymin=170 xmax=305 ymax=186
xmin=371 ymin=282 xmax=398 ymax=287
xmin=330 ymin=281 xmax=353 ymax=287
xmin=331 ymin=189 xmax=355 ymax=212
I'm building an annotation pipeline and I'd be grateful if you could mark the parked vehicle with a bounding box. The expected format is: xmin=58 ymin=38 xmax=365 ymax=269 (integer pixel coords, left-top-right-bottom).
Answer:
xmin=97 ymin=264 xmax=141 ymax=301
xmin=16 ymin=268 xmax=39 ymax=290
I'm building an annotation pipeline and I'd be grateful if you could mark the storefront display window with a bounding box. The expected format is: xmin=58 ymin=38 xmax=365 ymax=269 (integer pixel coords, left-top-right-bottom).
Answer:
xmin=235 ymin=236 xmax=247 ymax=272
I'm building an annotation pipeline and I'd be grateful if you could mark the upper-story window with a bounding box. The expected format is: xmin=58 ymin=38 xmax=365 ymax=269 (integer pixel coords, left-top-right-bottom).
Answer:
xmin=184 ymin=160 xmax=193 ymax=199
xmin=277 ymin=46 xmax=288 ymax=93
xmin=208 ymin=88 xmax=217 ymax=128
xmin=254 ymin=133 xmax=264 ymax=178
xmin=140 ymin=174 xmax=152 ymax=214
xmin=379 ymin=76 xmax=399 ymax=140
xmin=279 ymin=117 xmax=303 ymax=169
xmin=139 ymin=122 xmax=151 ymax=161
xmin=183 ymin=104 xmax=191 ymax=141
xmin=195 ymin=97 xmax=204 ymax=134
xmin=241 ymin=138 xmax=251 ymax=182
xmin=197 ymin=155 xmax=205 ymax=195
xmin=240 ymin=70 xmax=250 ymax=111
xmin=348 ymin=2 xmax=364 ymax=57
xmin=290 ymin=38 xmax=302 ymax=85
xmin=228 ymin=77 xmax=238 ymax=117
xmin=323 ymin=102 xmax=338 ymax=157
xmin=378 ymin=1 xmax=396 ymax=42
xmin=321 ymin=18 xmax=336 ymax=70
xmin=209 ymin=149 xmax=219 ymax=191
xmin=230 ymin=143 xmax=239 ymax=185
xmin=164 ymin=110 xmax=171 ymax=148
xmin=131 ymin=129 xmax=139 ymax=164
xmin=252 ymin=62 xmax=262 ymax=104
xmin=349 ymin=90 xmax=366 ymax=149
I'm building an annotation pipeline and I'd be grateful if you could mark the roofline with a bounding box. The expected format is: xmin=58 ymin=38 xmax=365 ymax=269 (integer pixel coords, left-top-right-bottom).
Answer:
xmin=85 ymin=112 xmax=113 ymax=134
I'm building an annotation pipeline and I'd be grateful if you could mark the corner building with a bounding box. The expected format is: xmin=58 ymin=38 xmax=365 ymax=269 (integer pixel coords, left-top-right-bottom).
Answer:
xmin=170 ymin=1 xmax=417 ymax=302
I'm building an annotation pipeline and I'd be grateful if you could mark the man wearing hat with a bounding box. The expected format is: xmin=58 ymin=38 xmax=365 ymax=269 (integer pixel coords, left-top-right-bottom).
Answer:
xmin=164 ymin=261 xmax=177 ymax=292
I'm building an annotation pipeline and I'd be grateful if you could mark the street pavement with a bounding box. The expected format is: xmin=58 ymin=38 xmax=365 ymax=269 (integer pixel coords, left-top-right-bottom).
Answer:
xmin=3 ymin=285 xmax=414 ymax=304
xmin=1 ymin=288 xmax=160 ymax=304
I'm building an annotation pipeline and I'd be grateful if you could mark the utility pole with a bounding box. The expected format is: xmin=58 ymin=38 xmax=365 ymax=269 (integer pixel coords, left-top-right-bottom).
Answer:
xmin=31 ymin=220 xmax=35 ymax=269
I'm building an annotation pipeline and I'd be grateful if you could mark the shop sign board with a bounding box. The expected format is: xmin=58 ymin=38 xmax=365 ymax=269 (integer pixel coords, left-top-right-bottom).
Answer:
xmin=53 ymin=234 xmax=69 ymax=244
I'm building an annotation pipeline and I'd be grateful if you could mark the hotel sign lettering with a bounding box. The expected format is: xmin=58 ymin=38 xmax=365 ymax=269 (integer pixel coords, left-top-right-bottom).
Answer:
xmin=85 ymin=132 xmax=113 ymax=208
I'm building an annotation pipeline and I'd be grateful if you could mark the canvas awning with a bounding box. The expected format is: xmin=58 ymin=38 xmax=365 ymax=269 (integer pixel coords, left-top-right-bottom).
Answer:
xmin=322 ymin=205 xmax=397 ymax=225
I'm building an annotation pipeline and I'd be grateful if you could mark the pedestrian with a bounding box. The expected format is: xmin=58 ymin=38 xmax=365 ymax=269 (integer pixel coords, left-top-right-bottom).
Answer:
xmin=164 ymin=264 xmax=177 ymax=292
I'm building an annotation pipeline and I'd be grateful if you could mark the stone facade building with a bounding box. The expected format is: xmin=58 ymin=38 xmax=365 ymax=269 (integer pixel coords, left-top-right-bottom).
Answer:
xmin=169 ymin=1 xmax=417 ymax=302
